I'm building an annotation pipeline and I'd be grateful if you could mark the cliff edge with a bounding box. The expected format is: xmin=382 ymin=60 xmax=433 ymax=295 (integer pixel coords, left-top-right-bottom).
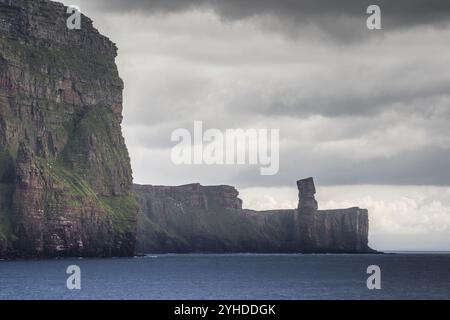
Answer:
xmin=0 ymin=0 xmax=137 ymax=258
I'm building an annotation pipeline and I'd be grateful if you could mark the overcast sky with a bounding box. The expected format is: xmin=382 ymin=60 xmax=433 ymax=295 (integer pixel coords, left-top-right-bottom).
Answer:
xmin=60 ymin=0 xmax=450 ymax=251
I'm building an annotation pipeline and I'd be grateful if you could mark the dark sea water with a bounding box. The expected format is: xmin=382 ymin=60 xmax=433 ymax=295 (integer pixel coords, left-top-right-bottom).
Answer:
xmin=0 ymin=254 xmax=449 ymax=300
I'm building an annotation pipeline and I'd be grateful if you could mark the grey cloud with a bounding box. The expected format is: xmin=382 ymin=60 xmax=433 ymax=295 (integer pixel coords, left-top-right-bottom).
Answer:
xmin=231 ymin=145 xmax=450 ymax=188
xmin=58 ymin=0 xmax=450 ymax=188
xmin=82 ymin=0 xmax=450 ymax=41
xmin=129 ymin=144 xmax=450 ymax=188
xmin=313 ymin=146 xmax=450 ymax=186
xmin=85 ymin=0 xmax=450 ymax=23
xmin=258 ymin=82 xmax=450 ymax=119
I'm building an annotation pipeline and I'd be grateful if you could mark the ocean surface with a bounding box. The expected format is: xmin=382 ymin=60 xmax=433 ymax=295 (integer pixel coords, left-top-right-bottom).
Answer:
xmin=0 ymin=253 xmax=449 ymax=300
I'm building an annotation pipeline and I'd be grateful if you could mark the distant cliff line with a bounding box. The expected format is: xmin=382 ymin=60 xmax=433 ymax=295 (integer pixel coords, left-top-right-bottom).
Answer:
xmin=134 ymin=178 xmax=376 ymax=254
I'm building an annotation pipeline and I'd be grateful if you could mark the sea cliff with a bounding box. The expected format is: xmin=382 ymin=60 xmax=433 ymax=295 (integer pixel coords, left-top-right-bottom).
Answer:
xmin=0 ymin=0 xmax=137 ymax=258
xmin=135 ymin=178 xmax=374 ymax=253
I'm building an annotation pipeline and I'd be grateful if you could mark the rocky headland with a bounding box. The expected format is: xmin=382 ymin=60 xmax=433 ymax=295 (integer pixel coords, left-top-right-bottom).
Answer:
xmin=135 ymin=178 xmax=374 ymax=254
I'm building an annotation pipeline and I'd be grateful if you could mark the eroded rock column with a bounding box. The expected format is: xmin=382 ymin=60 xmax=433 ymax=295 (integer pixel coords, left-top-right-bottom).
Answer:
xmin=297 ymin=177 xmax=318 ymax=214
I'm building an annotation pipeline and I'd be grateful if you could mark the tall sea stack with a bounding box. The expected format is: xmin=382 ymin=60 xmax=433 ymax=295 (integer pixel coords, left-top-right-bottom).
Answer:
xmin=295 ymin=178 xmax=371 ymax=253
xmin=297 ymin=177 xmax=318 ymax=214
xmin=0 ymin=0 xmax=138 ymax=258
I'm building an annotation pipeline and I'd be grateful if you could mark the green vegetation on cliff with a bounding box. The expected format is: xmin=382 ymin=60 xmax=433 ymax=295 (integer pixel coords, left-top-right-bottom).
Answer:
xmin=100 ymin=195 xmax=138 ymax=234
xmin=36 ymin=158 xmax=136 ymax=236
xmin=60 ymin=105 xmax=131 ymax=183
xmin=137 ymin=206 xmax=292 ymax=253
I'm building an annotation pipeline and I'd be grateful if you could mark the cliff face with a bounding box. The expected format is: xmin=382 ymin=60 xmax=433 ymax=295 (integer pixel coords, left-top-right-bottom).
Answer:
xmin=135 ymin=179 xmax=374 ymax=253
xmin=134 ymin=184 xmax=267 ymax=253
xmin=0 ymin=0 xmax=137 ymax=258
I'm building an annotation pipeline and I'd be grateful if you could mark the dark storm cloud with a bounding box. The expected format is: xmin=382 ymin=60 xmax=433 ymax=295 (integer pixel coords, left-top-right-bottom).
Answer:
xmin=86 ymin=0 xmax=450 ymax=40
